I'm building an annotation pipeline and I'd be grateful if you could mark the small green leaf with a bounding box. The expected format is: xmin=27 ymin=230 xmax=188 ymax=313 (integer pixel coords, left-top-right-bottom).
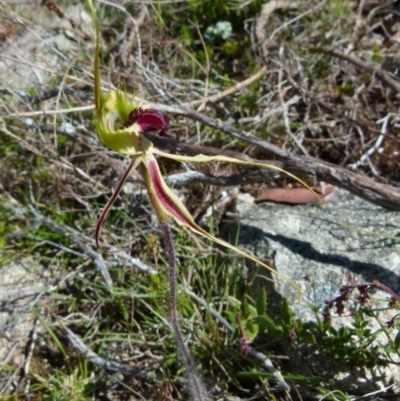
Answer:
xmin=228 ymin=296 xmax=241 ymax=311
xmin=302 ymin=330 xmax=317 ymax=345
xmin=241 ymin=298 xmax=250 ymax=319
xmin=254 ymin=315 xmax=284 ymax=338
xmin=385 ymin=346 xmax=398 ymax=354
xmin=254 ymin=314 xmax=275 ymax=330
xmin=281 ymin=297 xmax=294 ymax=324
xmin=394 ymin=330 xmax=400 ymax=350
xmin=225 ymin=311 xmax=236 ymax=324
xmin=256 ymin=288 xmax=267 ymax=316
xmin=248 ymin=305 xmax=258 ymax=319
xmin=372 ymin=45 xmax=382 ymax=62
xmin=245 ymin=320 xmax=259 ymax=341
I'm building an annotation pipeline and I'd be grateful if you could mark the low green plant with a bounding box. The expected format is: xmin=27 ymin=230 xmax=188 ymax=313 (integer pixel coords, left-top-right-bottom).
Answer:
xmin=31 ymin=366 xmax=94 ymax=401
xmin=222 ymin=277 xmax=400 ymax=395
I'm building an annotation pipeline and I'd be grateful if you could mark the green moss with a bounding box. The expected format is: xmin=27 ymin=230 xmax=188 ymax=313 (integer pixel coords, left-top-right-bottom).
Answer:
xmin=0 ymin=207 xmax=13 ymax=249
xmin=372 ymin=45 xmax=382 ymax=63
xmin=337 ymin=81 xmax=355 ymax=97
xmin=223 ymin=40 xmax=239 ymax=57
xmin=328 ymin=0 xmax=351 ymax=17
xmin=312 ymin=58 xmax=331 ymax=79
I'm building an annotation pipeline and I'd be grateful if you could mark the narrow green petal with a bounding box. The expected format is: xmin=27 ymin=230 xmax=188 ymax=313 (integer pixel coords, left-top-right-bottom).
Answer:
xmin=154 ymin=149 xmax=320 ymax=202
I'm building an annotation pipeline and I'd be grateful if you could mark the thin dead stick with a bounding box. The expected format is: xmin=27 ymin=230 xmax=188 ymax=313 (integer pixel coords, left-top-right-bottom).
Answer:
xmin=277 ymin=45 xmax=309 ymax=155
xmin=0 ymin=343 xmax=20 ymax=372
xmin=0 ymin=120 xmax=44 ymax=156
xmin=99 ymin=0 xmax=146 ymax=67
xmin=21 ymin=317 xmax=40 ymax=397
xmin=252 ymin=0 xmax=301 ymax=63
xmin=184 ymin=65 xmax=268 ymax=108
xmin=314 ymin=46 xmax=400 ymax=93
xmin=270 ymin=1 xmax=326 ymax=40
xmin=108 ymin=246 xmax=158 ymax=275
xmin=193 ymin=20 xmax=210 ymax=112
xmin=19 ymin=205 xmax=154 ymax=280
xmin=0 ymin=104 xmax=95 ymax=118
xmin=0 ymin=54 xmax=58 ymax=75
xmin=0 ymin=360 xmax=24 ymax=396
xmin=0 ymin=54 xmax=92 ymax=87
xmin=53 ymin=58 xmax=77 ymax=149
xmin=349 ymin=114 xmax=390 ymax=171
xmin=184 ymin=288 xmax=291 ymax=391
xmin=0 ymin=87 xmax=93 ymax=105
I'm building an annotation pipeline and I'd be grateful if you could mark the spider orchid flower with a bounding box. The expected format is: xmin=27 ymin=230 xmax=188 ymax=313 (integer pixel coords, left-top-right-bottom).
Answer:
xmin=89 ymin=1 xmax=317 ymax=298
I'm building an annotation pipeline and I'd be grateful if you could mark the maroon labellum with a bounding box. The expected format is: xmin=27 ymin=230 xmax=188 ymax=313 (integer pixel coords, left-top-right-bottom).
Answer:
xmin=123 ymin=108 xmax=170 ymax=136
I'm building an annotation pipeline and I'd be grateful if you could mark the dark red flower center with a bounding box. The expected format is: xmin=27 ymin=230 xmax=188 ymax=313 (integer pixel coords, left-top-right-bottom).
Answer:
xmin=123 ymin=108 xmax=170 ymax=136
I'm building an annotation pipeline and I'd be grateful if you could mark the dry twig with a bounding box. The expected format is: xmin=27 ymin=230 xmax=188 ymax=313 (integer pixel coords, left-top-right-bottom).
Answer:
xmin=314 ymin=46 xmax=400 ymax=93
xmin=66 ymin=328 xmax=152 ymax=378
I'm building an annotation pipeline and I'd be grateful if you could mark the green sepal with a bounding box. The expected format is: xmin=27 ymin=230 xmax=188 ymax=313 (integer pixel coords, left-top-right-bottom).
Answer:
xmin=114 ymin=87 xmax=141 ymax=123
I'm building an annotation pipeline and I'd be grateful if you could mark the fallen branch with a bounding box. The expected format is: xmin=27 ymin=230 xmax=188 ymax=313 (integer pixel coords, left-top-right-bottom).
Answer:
xmin=28 ymin=205 xmax=113 ymax=291
xmin=149 ymin=104 xmax=400 ymax=210
xmin=165 ymin=168 xmax=283 ymax=187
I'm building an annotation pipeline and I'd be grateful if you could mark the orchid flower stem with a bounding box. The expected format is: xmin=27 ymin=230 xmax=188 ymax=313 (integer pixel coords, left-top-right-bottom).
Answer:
xmin=160 ymin=223 xmax=205 ymax=401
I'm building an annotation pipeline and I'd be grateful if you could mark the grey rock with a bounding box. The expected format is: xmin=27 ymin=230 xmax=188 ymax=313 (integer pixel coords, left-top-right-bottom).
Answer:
xmin=230 ymin=188 xmax=400 ymax=312
xmin=223 ymin=187 xmax=400 ymax=393
xmin=0 ymin=5 xmax=92 ymax=91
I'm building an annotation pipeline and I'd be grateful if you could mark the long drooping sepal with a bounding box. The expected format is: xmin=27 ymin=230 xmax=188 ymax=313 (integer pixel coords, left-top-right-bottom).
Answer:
xmin=140 ymin=154 xmax=197 ymax=225
xmin=140 ymin=153 xmax=302 ymax=297
xmin=153 ymin=149 xmax=320 ymax=201
xmin=95 ymin=158 xmax=142 ymax=247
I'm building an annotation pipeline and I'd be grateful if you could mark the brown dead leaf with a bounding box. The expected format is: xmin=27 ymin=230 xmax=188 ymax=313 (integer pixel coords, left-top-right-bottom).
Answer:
xmin=255 ymin=186 xmax=335 ymax=204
